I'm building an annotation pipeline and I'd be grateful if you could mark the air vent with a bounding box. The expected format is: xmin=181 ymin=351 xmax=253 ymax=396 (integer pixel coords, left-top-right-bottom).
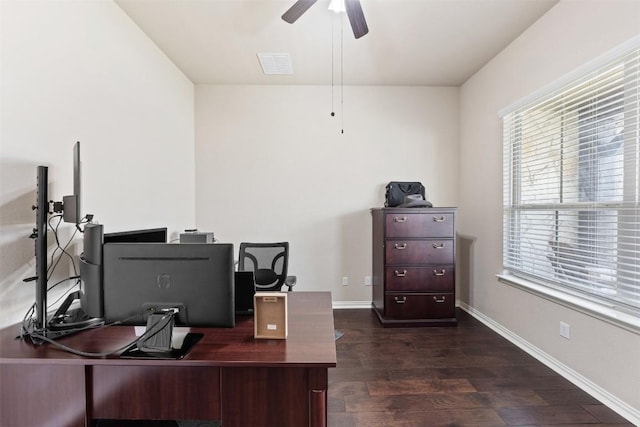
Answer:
xmin=257 ymin=53 xmax=293 ymax=75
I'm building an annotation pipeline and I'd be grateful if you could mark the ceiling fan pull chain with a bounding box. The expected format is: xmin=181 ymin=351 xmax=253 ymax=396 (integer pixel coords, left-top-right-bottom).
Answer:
xmin=331 ymin=14 xmax=335 ymax=118
xmin=341 ymin=14 xmax=344 ymax=134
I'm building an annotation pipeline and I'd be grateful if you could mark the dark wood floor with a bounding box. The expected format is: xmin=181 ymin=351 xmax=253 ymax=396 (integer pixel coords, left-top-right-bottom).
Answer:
xmin=328 ymin=308 xmax=632 ymax=427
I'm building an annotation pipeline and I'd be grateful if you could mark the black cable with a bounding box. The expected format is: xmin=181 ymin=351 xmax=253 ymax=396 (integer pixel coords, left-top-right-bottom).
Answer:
xmin=19 ymin=299 xmax=112 ymax=342
xmin=20 ymin=210 xmax=91 ymax=340
xmin=47 ymin=275 xmax=80 ymax=293
xmin=20 ymin=303 xmax=37 ymax=337
xmin=20 ymin=273 xmax=81 ymax=341
xmin=47 ymin=214 xmax=63 ymax=275
xmin=47 ymin=277 xmax=80 ymax=309
xmin=47 ymin=214 xmax=79 ymax=279
xmin=22 ymin=311 xmax=175 ymax=358
xmin=22 ymin=320 xmax=103 ymax=343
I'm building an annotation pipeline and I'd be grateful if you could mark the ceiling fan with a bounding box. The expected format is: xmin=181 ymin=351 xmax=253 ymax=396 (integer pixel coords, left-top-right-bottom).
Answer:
xmin=282 ymin=0 xmax=369 ymax=39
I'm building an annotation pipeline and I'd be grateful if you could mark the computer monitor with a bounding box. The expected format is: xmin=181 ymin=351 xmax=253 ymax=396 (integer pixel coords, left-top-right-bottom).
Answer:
xmin=76 ymin=226 xmax=168 ymax=320
xmin=102 ymin=243 xmax=235 ymax=328
xmin=61 ymin=141 xmax=82 ymax=226
xmin=103 ymin=227 xmax=167 ymax=244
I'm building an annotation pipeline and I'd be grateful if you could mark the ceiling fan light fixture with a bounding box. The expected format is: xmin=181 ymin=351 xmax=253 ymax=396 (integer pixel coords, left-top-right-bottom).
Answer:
xmin=282 ymin=0 xmax=368 ymax=39
xmin=328 ymin=0 xmax=345 ymax=14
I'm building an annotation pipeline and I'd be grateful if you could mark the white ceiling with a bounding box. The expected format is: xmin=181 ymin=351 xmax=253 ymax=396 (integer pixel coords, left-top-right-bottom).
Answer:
xmin=115 ymin=0 xmax=558 ymax=86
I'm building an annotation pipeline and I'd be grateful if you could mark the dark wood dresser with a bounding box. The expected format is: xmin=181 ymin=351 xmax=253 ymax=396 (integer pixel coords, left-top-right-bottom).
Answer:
xmin=371 ymin=207 xmax=457 ymax=327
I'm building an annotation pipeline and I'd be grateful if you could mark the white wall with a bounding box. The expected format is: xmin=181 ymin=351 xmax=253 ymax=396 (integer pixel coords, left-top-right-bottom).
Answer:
xmin=0 ymin=0 xmax=195 ymax=328
xmin=195 ymin=85 xmax=459 ymax=303
xmin=4 ymin=0 xmax=637 ymax=419
xmin=459 ymin=0 xmax=640 ymax=420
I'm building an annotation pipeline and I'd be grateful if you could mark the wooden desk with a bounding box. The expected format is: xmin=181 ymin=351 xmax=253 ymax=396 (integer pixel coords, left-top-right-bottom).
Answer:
xmin=0 ymin=291 xmax=336 ymax=427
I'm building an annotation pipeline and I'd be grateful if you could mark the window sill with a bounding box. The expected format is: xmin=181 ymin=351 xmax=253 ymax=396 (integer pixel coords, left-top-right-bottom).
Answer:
xmin=496 ymin=272 xmax=640 ymax=335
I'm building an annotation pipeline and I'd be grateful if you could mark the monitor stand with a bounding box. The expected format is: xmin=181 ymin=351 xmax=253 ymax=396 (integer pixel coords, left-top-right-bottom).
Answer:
xmin=120 ymin=311 xmax=203 ymax=360
xmin=46 ymin=291 xmax=104 ymax=337
xmin=120 ymin=333 xmax=203 ymax=360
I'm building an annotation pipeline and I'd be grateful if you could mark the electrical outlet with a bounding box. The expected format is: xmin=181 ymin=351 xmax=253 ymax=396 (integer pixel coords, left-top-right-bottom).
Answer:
xmin=560 ymin=321 xmax=570 ymax=339
xmin=364 ymin=276 xmax=372 ymax=286
xmin=342 ymin=276 xmax=349 ymax=286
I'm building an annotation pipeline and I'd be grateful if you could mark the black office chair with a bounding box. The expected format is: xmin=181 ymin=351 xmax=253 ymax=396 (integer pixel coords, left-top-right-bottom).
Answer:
xmin=238 ymin=242 xmax=296 ymax=291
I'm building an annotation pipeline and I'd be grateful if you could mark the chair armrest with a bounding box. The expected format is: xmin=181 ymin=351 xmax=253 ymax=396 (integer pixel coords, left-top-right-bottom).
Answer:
xmin=285 ymin=275 xmax=297 ymax=292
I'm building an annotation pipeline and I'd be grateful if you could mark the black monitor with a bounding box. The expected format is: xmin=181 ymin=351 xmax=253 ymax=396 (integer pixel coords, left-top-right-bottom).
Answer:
xmin=102 ymin=243 xmax=235 ymax=328
xmin=103 ymin=227 xmax=167 ymax=244
xmin=61 ymin=141 xmax=82 ymax=226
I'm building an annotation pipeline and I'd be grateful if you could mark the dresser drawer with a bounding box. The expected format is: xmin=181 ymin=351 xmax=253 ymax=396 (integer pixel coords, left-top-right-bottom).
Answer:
xmin=385 ymin=213 xmax=454 ymax=238
xmin=385 ymin=239 xmax=454 ymax=265
xmin=385 ymin=266 xmax=454 ymax=292
xmin=385 ymin=293 xmax=455 ymax=319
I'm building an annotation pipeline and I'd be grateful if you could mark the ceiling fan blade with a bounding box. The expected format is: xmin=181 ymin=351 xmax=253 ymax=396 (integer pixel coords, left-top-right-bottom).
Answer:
xmin=345 ymin=0 xmax=368 ymax=39
xmin=282 ymin=0 xmax=318 ymax=24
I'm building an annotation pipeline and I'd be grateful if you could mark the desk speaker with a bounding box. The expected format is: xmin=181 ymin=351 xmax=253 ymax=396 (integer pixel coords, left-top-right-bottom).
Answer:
xmin=83 ymin=223 xmax=103 ymax=264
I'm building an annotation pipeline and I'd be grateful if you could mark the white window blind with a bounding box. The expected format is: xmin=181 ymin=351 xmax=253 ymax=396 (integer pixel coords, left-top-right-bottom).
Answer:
xmin=502 ymin=43 xmax=640 ymax=316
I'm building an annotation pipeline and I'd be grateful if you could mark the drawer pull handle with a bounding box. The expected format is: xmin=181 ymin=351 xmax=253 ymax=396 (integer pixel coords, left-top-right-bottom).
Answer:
xmin=432 ymin=242 xmax=446 ymax=249
xmin=433 ymin=269 xmax=446 ymax=276
xmin=394 ymin=296 xmax=407 ymax=304
xmin=394 ymin=243 xmax=407 ymax=250
xmin=433 ymin=296 xmax=446 ymax=303
xmin=394 ymin=216 xmax=407 ymax=223
xmin=395 ymin=270 xmax=407 ymax=277
xmin=433 ymin=216 xmax=446 ymax=222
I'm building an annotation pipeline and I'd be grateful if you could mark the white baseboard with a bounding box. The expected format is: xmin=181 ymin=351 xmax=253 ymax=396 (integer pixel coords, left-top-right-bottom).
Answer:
xmin=332 ymin=300 xmax=372 ymax=309
xmin=457 ymin=302 xmax=640 ymax=426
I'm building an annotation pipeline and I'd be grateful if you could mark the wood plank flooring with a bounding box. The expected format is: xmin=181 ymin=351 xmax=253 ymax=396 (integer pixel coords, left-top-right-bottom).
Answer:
xmin=328 ymin=308 xmax=632 ymax=427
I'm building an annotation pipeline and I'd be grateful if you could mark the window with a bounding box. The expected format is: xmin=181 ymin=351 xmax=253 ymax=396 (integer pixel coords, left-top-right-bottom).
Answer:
xmin=501 ymin=41 xmax=640 ymax=318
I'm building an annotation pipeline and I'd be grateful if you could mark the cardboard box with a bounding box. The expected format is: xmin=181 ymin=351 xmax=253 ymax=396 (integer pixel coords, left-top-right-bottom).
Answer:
xmin=254 ymin=292 xmax=288 ymax=339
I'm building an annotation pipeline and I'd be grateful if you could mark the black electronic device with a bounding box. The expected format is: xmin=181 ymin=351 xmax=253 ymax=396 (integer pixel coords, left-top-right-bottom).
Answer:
xmin=102 ymin=243 xmax=235 ymax=328
xmin=64 ymin=141 xmax=82 ymax=225
xmin=79 ymin=223 xmax=104 ymax=319
xmin=234 ymin=271 xmax=256 ymax=315
xmin=103 ymin=227 xmax=167 ymax=244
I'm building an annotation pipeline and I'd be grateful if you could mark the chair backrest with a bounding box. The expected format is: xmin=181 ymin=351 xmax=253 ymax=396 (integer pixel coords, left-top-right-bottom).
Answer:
xmin=238 ymin=242 xmax=289 ymax=291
